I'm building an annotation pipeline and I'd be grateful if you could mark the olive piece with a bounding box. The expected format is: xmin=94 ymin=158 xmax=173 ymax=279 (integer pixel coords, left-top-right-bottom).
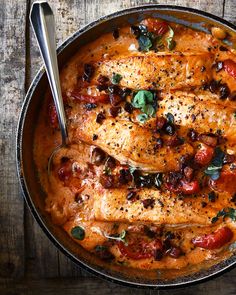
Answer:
xmin=91 ymin=147 xmax=106 ymax=166
xmin=124 ymin=102 xmax=133 ymax=114
xmin=219 ymin=84 xmax=230 ymax=100
xmin=164 ymin=124 xmax=175 ymax=136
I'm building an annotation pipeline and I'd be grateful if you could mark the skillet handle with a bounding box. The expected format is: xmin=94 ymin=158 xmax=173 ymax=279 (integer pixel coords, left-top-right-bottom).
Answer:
xmin=30 ymin=1 xmax=68 ymax=145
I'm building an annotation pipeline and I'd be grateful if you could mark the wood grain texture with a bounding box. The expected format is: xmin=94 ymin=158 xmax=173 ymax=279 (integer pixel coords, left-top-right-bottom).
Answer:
xmin=1 ymin=0 xmax=236 ymax=294
xmin=0 ymin=0 xmax=27 ymax=279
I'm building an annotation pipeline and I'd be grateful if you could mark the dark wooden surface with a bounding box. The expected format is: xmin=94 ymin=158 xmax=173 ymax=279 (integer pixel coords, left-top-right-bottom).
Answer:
xmin=1 ymin=0 xmax=236 ymax=294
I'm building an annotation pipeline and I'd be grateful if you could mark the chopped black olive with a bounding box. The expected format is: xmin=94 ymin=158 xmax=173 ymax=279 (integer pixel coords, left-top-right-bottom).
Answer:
xmin=142 ymin=198 xmax=155 ymax=209
xmin=84 ymin=103 xmax=97 ymax=110
xmin=108 ymin=84 xmax=120 ymax=94
xmin=155 ymin=138 xmax=163 ymax=149
xmin=109 ymin=106 xmax=121 ymax=117
xmin=164 ymin=124 xmax=175 ymax=136
xmin=119 ymin=169 xmax=132 ymax=184
xmin=91 ymin=147 xmax=106 ymax=166
xmin=187 ymin=128 xmax=198 ymax=141
xmin=61 ymin=156 xmax=70 ymax=163
xmin=168 ymin=247 xmax=182 ymax=258
xmin=92 ymin=134 xmax=98 ymax=141
xmin=124 ymin=102 xmax=133 ymax=114
xmin=112 ymin=28 xmax=120 ymax=40
xmin=201 ymin=66 xmax=206 ymax=72
xmin=97 ymin=75 xmax=109 ymax=85
xmin=99 ymin=174 xmax=115 ymax=188
xmin=208 ymin=191 xmax=217 ymax=202
xmin=219 ymin=83 xmax=230 ymax=99
xmin=130 ymin=25 xmax=140 ymax=37
xmin=219 ymin=45 xmax=228 ymax=51
xmin=109 ymin=93 xmax=123 ymax=106
xmin=201 ymin=201 xmax=207 ymax=208
xmin=209 ymin=79 xmax=219 ymax=93
xmin=96 ymin=112 xmax=106 ymax=124
xmin=106 ymin=156 xmax=117 ymax=169
xmin=126 ymin=191 xmax=137 ymax=201
xmin=82 ymin=63 xmax=94 ymax=82
xmin=154 ymin=249 xmax=163 ymax=261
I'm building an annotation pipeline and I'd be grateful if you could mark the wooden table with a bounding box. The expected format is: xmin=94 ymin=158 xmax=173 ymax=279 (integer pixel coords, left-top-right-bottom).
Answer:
xmin=1 ymin=0 xmax=236 ymax=294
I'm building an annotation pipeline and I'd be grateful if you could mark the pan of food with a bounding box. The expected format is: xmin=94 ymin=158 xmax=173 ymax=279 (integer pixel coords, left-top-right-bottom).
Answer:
xmin=17 ymin=2 xmax=236 ymax=288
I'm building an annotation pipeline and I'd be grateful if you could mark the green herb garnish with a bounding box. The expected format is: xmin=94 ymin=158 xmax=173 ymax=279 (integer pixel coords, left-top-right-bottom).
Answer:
xmin=166 ymin=26 xmax=176 ymax=50
xmin=212 ymin=207 xmax=236 ymax=223
xmin=204 ymin=147 xmax=225 ymax=180
xmin=111 ymin=73 xmax=122 ymax=84
xmin=71 ymin=226 xmax=85 ymax=240
xmin=104 ymin=230 xmax=127 ymax=245
xmin=132 ymin=90 xmax=156 ymax=123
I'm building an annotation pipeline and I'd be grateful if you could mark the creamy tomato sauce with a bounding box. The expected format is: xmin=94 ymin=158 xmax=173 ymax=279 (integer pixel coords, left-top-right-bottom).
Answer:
xmin=34 ymin=18 xmax=236 ymax=272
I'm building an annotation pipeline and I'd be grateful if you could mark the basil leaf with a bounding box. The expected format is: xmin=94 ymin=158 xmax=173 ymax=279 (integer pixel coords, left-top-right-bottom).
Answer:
xmin=137 ymin=113 xmax=148 ymax=123
xmin=204 ymin=147 xmax=225 ymax=180
xmin=212 ymin=207 xmax=236 ymax=223
xmin=111 ymin=73 xmax=122 ymax=85
xmin=132 ymin=90 xmax=154 ymax=108
xmin=141 ymin=104 xmax=155 ymax=116
xmin=138 ymin=35 xmax=152 ymax=51
xmin=71 ymin=226 xmax=85 ymax=240
xmin=166 ymin=26 xmax=176 ymax=51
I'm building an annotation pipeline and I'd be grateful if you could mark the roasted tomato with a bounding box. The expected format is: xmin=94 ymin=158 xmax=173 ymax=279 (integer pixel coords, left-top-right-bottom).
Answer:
xmin=117 ymin=238 xmax=163 ymax=260
xmin=142 ymin=18 xmax=169 ymax=35
xmin=194 ymin=144 xmax=214 ymax=166
xmin=192 ymin=227 xmax=233 ymax=250
xmin=57 ymin=158 xmax=83 ymax=191
xmin=209 ymin=169 xmax=236 ymax=194
xmin=180 ymin=180 xmax=200 ymax=195
xmin=70 ymin=90 xmax=109 ymax=103
xmin=223 ymin=59 xmax=236 ymax=79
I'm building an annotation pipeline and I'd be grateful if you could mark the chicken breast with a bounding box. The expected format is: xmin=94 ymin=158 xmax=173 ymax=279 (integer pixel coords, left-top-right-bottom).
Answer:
xmin=92 ymin=187 xmax=233 ymax=226
xmin=70 ymin=110 xmax=194 ymax=172
xmin=93 ymin=52 xmax=214 ymax=90
xmin=158 ymin=91 xmax=236 ymax=144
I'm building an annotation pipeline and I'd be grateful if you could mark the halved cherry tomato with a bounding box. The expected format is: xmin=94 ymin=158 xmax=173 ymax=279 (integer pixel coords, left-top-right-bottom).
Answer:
xmin=194 ymin=144 xmax=214 ymax=166
xmin=142 ymin=18 xmax=169 ymax=35
xmin=209 ymin=169 xmax=236 ymax=194
xmin=117 ymin=238 xmax=162 ymax=260
xmin=57 ymin=159 xmax=82 ymax=192
xmin=192 ymin=227 xmax=233 ymax=250
xmin=165 ymin=179 xmax=200 ymax=195
xmin=180 ymin=180 xmax=200 ymax=195
xmin=70 ymin=90 xmax=109 ymax=103
xmin=223 ymin=59 xmax=236 ymax=79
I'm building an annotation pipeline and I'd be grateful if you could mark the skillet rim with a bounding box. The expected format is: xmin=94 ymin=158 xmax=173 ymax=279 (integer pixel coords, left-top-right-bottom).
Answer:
xmin=16 ymin=4 xmax=236 ymax=289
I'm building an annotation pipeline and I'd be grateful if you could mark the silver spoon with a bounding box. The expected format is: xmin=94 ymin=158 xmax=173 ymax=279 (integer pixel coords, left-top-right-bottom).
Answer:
xmin=30 ymin=1 xmax=69 ymax=174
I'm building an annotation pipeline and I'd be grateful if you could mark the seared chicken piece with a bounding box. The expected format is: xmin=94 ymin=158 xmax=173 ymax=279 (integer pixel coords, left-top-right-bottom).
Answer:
xmin=93 ymin=53 xmax=214 ymax=90
xmin=70 ymin=110 xmax=194 ymax=172
xmin=158 ymin=91 xmax=236 ymax=144
xmin=92 ymin=187 xmax=233 ymax=226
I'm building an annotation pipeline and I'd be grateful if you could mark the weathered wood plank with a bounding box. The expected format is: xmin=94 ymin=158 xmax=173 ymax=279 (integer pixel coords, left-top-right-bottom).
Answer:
xmin=224 ymin=0 xmax=236 ymax=25
xmin=0 ymin=278 xmax=152 ymax=295
xmin=0 ymin=0 xmax=27 ymax=279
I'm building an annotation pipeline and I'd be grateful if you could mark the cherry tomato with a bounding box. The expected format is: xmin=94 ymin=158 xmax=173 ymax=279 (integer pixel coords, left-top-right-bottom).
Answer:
xmin=209 ymin=169 xmax=236 ymax=194
xmin=142 ymin=18 xmax=169 ymax=35
xmin=117 ymin=238 xmax=162 ymax=260
xmin=223 ymin=59 xmax=236 ymax=79
xmin=70 ymin=91 xmax=109 ymax=103
xmin=180 ymin=180 xmax=200 ymax=195
xmin=194 ymin=144 xmax=214 ymax=166
xmin=192 ymin=227 xmax=233 ymax=250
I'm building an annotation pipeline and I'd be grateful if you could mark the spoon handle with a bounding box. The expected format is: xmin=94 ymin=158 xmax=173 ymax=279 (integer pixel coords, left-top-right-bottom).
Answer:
xmin=30 ymin=1 xmax=68 ymax=145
